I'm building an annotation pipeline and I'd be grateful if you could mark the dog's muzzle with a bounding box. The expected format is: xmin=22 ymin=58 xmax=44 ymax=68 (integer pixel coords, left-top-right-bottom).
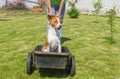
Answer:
xmin=56 ymin=23 xmax=62 ymax=29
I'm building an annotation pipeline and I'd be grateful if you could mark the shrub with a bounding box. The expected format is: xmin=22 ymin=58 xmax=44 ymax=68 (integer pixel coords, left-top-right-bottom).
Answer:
xmin=6 ymin=2 xmax=14 ymax=10
xmin=38 ymin=0 xmax=46 ymax=8
xmin=5 ymin=1 xmax=27 ymax=10
xmin=14 ymin=1 xmax=26 ymax=9
xmin=67 ymin=1 xmax=79 ymax=18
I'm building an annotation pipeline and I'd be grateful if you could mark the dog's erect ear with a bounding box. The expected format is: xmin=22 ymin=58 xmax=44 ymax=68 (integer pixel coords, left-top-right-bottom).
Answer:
xmin=48 ymin=15 xmax=53 ymax=20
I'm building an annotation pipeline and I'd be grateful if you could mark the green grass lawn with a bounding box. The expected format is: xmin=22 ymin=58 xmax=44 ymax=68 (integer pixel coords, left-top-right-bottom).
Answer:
xmin=0 ymin=12 xmax=120 ymax=79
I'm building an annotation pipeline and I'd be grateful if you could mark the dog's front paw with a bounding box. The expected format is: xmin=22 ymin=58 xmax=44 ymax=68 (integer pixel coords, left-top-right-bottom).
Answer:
xmin=41 ymin=46 xmax=46 ymax=52
xmin=41 ymin=46 xmax=49 ymax=52
xmin=58 ymin=46 xmax=61 ymax=53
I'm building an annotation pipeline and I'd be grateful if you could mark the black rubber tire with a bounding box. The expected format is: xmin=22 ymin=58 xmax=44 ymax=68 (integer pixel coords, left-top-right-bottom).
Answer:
xmin=69 ymin=55 xmax=75 ymax=76
xmin=26 ymin=52 xmax=33 ymax=74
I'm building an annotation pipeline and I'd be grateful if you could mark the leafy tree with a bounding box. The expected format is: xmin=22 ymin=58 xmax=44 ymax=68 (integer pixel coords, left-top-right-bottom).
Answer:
xmin=93 ymin=0 xmax=103 ymax=21
xmin=107 ymin=7 xmax=117 ymax=40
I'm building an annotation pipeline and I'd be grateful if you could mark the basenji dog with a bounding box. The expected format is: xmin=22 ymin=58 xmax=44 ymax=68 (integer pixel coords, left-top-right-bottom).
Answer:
xmin=42 ymin=15 xmax=62 ymax=53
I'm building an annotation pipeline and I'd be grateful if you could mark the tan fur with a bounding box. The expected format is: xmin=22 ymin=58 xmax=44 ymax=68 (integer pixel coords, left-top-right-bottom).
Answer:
xmin=42 ymin=36 xmax=48 ymax=52
xmin=48 ymin=15 xmax=59 ymax=28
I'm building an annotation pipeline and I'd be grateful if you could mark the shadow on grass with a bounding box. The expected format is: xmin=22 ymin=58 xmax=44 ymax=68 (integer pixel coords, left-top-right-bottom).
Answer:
xmin=0 ymin=19 xmax=11 ymax=21
xmin=61 ymin=37 xmax=71 ymax=44
xmin=103 ymin=37 xmax=116 ymax=44
xmin=92 ymin=20 xmax=100 ymax=23
xmin=39 ymin=68 xmax=69 ymax=78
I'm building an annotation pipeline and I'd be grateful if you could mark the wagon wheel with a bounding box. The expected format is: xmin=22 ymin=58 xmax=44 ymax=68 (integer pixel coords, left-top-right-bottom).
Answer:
xmin=69 ymin=55 xmax=76 ymax=76
xmin=26 ymin=52 xmax=33 ymax=74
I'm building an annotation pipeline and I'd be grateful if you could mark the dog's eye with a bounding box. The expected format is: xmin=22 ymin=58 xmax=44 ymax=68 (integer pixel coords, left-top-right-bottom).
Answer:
xmin=60 ymin=20 xmax=62 ymax=23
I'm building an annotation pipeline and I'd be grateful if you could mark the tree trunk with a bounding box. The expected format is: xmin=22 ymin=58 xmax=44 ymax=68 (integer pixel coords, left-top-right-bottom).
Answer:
xmin=38 ymin=0 xmax=45 ymax=8
xmin=38 ymin=0 xmax=42 ymax=7
xmin=6 ymin=0 xmax=8 ymax=7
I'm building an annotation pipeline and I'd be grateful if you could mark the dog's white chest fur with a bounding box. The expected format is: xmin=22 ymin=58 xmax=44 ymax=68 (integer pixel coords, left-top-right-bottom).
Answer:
xmin=48 ymin=26 xmax=60 ymax=48
xmin=47 ymin=25 xmax=61 ymax=53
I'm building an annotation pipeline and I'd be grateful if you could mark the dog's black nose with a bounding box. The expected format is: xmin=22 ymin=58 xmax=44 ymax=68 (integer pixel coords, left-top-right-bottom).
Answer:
xmin=60 ymin=25 xmax=62 ymax=28
xmin=58 ymin=26 xmax=62 ymax=29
